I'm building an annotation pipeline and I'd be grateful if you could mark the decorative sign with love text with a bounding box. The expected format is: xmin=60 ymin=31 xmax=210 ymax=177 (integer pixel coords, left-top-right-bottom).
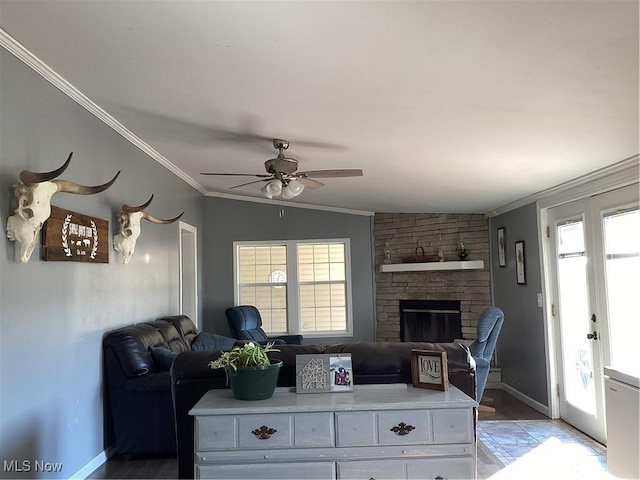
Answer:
xmin=41 ymin=206 xmax=109 ymax=263
xmin=411 ymin=349 xmax=449 ymax=391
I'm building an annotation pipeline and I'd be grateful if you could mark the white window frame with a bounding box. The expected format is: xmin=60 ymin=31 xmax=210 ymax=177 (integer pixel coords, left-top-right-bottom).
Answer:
xmin=233 ymin=239 xmax=353 ymax=338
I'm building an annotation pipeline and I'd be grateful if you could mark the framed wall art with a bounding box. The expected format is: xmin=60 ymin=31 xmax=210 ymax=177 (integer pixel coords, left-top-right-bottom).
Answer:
xmin=497 ymin=227 xmax=506 ymax=267
xmin=411 ymin=349 xmax=448 ymax=391
xmin=515 ymin=240 xmax=526 ymax=284
xmin=42 ymin=206 xmax=109 ymax=263
xmin=295 ymin=354 xmax=353 ymax=393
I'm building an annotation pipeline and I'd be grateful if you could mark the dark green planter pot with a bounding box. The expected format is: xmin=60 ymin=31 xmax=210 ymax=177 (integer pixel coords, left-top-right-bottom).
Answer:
xmin=226 ymin=361 xmax=283 ymax=401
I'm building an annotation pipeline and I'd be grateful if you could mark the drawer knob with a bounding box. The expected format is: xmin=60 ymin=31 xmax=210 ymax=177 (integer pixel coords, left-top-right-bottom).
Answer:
xmin=390 ymin=422 xmax=415 ymax=436
xmin=251 ymin=425 xmax=277 ymax=440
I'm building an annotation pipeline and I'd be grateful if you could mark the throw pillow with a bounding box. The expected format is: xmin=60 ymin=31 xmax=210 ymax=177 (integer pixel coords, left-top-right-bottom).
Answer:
xmin=150 ymin=346 xmax=177 ymax=371
xmin=192 ymin=331 xmax=236 ymax=352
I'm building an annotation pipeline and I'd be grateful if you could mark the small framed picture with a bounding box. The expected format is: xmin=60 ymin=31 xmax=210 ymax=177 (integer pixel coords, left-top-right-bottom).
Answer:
xmin=515 ymin=240 xmax=526 ymax=285
xmin=411 ymin=350 xmax=448 ymax=391
xmin=497 ymin=227 xmax=506 ymax=267
xmin=295 ymin=354 xmax=353 ymax=394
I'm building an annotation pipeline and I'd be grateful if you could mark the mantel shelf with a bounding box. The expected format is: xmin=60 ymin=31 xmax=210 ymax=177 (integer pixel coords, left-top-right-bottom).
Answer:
xmin=380 ymin=260 xmax=484 ymax=273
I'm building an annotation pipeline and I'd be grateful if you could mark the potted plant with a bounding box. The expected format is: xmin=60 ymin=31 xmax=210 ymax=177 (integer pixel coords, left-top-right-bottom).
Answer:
xmin=208 ymin=342 xmax=282 ymax=400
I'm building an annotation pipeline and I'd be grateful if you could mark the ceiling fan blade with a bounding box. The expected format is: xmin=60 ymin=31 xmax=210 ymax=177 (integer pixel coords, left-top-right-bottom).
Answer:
xmin=298 ymin=169 xmax=364 ymax=178
xmin=296 ymin=177 xmax=325 ymax=189
xmin=105 ymin=106 xmax=346 ymax=151
xmin=230 ymin=178 xmax=272 ymax=189
xmin=200 ymin=173 xmax=271 ymax=177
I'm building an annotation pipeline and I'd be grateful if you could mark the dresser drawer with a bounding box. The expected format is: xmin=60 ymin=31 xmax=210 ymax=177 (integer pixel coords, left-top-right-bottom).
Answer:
xmin=196 ymin=416 xmax=237 ymax=451
xmin=197 ymin=461 xmax=335 ymax=479
xmin=336 ymin=410 xmax=430 ymax=446
xmin=406 ymin=457 xmax=475 ymax=479
xmin=239 ymin=412 xmax=333 ymax=449
xmin=337 ymin=459 xmax=405 ymax=479
xmin=338 ymin=457 xmax=474 ymax=480
xmin=197 ymin=412 xmax=334 ymax=451
xmin=432 ymin=409 xmax=473 ymax=444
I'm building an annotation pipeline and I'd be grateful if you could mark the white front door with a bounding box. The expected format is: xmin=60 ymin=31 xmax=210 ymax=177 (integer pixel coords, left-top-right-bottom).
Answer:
xmin=547 ymin=183 xmax=638 ymax=443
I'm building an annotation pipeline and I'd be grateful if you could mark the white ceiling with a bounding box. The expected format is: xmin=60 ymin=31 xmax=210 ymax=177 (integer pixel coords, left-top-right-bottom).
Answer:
xmin=1 ymin=1 xmax=638 ymax=213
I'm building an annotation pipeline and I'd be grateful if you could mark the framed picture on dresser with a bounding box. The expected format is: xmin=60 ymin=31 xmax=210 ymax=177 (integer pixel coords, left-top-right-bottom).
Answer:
xmin=296 ymin=354 xmax=353 ymax=393
xmin=411 ymin=349 xmax=449 ymax=391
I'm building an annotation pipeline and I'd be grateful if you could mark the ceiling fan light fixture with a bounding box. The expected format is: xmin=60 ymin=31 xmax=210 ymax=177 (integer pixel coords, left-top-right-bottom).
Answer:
xmin=201 ymin=139 xmax=362 ymax=198
xmin=281 ymin=179 xmax=305 ymax=199
xmin=261 ymin=179 xmax=282 ymax=199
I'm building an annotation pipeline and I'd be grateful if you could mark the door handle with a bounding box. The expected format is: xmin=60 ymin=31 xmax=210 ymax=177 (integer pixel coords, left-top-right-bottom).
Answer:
xmin=587 ymin=331 xmax=598 ymax=340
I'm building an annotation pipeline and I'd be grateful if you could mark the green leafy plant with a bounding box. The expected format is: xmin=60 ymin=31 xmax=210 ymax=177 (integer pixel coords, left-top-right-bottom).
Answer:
xmin=208 ymin=341 xmax=280 ymax=372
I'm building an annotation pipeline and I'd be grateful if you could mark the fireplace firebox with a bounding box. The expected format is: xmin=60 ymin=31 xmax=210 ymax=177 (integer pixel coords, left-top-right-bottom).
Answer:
xmin=399 ymin=300 xmax=462 ymax=343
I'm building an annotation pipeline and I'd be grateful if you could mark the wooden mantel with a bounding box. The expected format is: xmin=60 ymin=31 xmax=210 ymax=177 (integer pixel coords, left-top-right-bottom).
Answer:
xmin=380 ymin=260 xmax=484 ymax=273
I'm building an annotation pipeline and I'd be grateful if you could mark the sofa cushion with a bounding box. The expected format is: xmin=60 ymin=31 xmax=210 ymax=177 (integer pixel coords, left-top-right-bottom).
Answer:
xmin=150 ymin=346 xmax=178 ymax=371
xmin=191 ymin=332 xmax=237 ymax=352
xmin=156 ymin=320 xmax=190 ymax=353
xmin=159 ymin=315 xmax=199 ymax=349
xmin=103 ymin=323 xmax=169 ymax=377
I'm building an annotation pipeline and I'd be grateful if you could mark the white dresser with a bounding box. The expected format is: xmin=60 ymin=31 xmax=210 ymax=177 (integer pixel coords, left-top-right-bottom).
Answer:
xmin=189 ymin=384 xmax=477 ymax=479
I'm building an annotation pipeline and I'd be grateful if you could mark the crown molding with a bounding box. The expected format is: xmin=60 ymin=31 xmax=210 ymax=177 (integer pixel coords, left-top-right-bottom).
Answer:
xmin=206 ymin=190 xmax=375 ymax=216
xmin=0 ymin=28 xmax=208 ymax=195
xmin=486 ymin=154 xmax=639 ymax=217
xmin=1 ymin=29 xmax=374 ymax=217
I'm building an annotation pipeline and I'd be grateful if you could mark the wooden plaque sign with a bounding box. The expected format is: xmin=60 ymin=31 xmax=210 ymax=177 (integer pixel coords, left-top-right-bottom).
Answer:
xmin=42 ymin=206 xmax=109 ymax=263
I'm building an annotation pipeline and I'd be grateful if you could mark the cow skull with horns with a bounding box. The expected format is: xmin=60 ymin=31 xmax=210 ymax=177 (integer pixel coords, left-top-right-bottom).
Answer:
xmin=113 ymin=195 xmax=183 ymax=265
xmin=6 ymin=152 xmax=120 ymax=263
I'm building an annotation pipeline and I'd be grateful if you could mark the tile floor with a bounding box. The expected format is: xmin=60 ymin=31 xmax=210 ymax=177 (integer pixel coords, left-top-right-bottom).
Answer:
xmin=478 ymin=419 xmax=610 ymax=479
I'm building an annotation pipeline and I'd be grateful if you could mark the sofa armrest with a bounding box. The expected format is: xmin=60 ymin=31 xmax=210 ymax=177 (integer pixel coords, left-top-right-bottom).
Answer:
xmin=124 ymin=371 xmax=171 ymax=393
xmin=270 ymin=334 xmax=303 ymax=345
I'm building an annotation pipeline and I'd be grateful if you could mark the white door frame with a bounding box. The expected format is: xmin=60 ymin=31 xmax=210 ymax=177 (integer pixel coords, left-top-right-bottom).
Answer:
xmin=538 ymin=160 xmax=639 ymax=421
xmin=178 ymin=221 xmax=198 ymax=328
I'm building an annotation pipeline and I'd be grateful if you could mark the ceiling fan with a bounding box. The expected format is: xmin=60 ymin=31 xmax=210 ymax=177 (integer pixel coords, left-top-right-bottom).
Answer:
xmin=201 ymin=139 xmax=363 ymax=199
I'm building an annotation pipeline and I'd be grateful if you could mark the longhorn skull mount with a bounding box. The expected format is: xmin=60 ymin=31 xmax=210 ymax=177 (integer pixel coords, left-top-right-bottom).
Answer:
xmin=5 ymin=152 xmax=120 ymax=263
xmin=113 ymin=194 xmax=183 ymax=265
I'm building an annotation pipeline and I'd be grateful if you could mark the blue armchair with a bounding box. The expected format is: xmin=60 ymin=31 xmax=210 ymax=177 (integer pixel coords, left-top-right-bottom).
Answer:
xmin=225 ymin=306 xmax=303 ymax=345
xmin=469 ymin=306 xmax=504 ymax=401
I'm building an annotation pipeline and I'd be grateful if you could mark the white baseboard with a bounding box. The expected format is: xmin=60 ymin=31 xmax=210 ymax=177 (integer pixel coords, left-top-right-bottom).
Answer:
xmin=501 ymin=382 xmax=551 ymax=418
xmin=69 ymin=445 xmax=116 ymax=479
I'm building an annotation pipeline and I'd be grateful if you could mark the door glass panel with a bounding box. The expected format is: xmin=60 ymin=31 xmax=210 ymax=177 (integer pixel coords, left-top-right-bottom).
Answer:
xmin=603 ymin=207 xmax=640 ymax=368
xmin=556 ymin=220 xmax=596 ymax=415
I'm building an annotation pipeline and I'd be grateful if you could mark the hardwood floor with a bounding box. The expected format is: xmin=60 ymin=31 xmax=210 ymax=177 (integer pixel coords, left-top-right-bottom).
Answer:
xmin=89 ymin=389 xmax=600 ymax=479
xmin=478 ymin=389 xmax=548 ymax=421
xmin=88 ymin=454 xmax=178 ymax=479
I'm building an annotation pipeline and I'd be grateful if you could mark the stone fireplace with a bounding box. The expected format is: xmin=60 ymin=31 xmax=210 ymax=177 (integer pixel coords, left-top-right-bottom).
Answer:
xmin=374 ymin=213 xmax=491 ymax=343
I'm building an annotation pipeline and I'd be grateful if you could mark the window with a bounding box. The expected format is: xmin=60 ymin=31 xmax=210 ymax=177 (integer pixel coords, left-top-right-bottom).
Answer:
xmin=234 ymin=240 xmax=352 ymax=337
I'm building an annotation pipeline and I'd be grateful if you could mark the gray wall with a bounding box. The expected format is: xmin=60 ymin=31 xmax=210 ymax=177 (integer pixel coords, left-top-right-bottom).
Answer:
xmin=0 ymin=50 xmax=203 ymax=478
xmin=201 ymin=198 xmax=376 ymax=344
xmin=490 ymin=202 xmax=548 ymax=406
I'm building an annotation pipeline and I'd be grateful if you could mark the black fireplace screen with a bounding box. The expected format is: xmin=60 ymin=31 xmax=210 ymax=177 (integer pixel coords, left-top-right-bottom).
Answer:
xmin=399 ymin=300 xmax=462 ymax=343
